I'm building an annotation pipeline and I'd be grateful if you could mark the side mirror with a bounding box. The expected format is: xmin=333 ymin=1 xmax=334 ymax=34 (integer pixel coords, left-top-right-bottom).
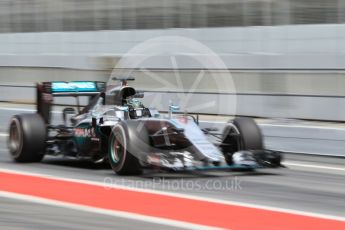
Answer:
xmin=169 ymin=105 xmax=180 ymax=111
xmin=168 ymin=104 xmax=180 ymax=119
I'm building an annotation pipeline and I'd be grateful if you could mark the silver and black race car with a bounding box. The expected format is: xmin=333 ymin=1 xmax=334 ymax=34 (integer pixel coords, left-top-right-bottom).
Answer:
xmin=8 ymin=77 xmax=282 ymax=175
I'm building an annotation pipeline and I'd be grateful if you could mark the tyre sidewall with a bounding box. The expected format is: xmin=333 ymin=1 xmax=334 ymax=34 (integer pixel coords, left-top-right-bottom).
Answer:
xmin=233 ymin=117 xmax=263 ymax=150
xmin=8 ymin=114 xmax=46 ymax=162
xmin=8 ymin=117 xmax=24 ymax=159
xmin=108 ymin=124 xmax=127 ymax=172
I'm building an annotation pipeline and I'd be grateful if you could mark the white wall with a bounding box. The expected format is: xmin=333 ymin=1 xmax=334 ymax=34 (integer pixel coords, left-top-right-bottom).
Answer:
xmin=1 ymin=24 xmax=345 ymax=121
xmin=0 ymin=24 xmax=344 ymax=69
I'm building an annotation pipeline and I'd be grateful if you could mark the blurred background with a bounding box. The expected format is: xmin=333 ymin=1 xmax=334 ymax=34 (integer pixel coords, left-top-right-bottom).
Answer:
xmin=0 ymin=0 xmax=342 ymax=31
xmin=0 ymin=0 xmax=345 ymax=120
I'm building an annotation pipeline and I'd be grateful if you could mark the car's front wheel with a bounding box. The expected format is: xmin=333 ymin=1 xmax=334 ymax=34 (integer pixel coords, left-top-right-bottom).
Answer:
xmin=221 ymin=117 xmax=263 ymax=165
xmin=108 ymin=124 xmax=142 ymax=175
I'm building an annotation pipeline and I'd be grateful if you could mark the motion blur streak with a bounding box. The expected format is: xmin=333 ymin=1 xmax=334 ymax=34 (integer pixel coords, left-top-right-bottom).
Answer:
xmin=1 ymin=170 xmax=345 ymax=230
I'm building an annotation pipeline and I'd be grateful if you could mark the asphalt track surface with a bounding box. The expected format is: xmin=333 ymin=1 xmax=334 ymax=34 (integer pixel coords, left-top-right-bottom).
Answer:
xmin=0 ymin=196 xmax=182 ymax=230
xmin=1 ymin=104 xmax=345 ymax=229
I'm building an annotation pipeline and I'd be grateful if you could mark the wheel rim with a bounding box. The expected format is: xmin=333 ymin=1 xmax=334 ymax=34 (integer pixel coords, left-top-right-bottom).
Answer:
xmin=111 ymin=134 xmax=124 ymax=163
xmin=8 ymin=120 xmax=22 ymax=156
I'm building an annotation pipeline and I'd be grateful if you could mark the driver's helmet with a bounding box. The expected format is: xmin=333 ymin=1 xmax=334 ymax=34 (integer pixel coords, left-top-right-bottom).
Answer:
xmin=126 ymin=98 xmax=150 ymax=119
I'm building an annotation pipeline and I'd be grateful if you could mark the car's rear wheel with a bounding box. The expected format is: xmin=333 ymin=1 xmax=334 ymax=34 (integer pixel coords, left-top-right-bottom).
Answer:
xmin=8 ymin=113 xmax=46 ymax=162
xmin=221 ymin=117 xmax=263 ymax=164
xmin=108 ymin=124 xmax=143 ymax=175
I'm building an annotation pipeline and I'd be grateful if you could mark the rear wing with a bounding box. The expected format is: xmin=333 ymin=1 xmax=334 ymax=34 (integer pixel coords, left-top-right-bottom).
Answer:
xmin=37 ymin=81 xmax=106 ymax=123
xmin=47 ymin=81 xmax=105 ymax=96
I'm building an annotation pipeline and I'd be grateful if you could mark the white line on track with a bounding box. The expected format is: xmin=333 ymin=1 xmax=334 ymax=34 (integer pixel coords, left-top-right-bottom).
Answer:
xmin=0 ymin=133 xmax=8 ymax=137
xmin=0 ymin=191 xmax=219 ymax=230
xmin=0 ymin=107 xmax=35 ymax=112
xmin=260 ymin=123 xmax=345 ymax=131
xmin=0 ymin=107 xmax=61 ymax=113
xmin=201 ymin=121 xmax=345 ymax=131
xmin=271 ymin=149 xmax=345 ymax=158
xmin=284 ymin=161 xmax=345 ymax=172
xmin=0 ymin=168 xmax=345 ymax=223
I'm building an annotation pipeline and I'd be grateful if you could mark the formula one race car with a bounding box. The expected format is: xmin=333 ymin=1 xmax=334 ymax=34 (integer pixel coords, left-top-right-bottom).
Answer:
xmin=8 ymin=77 xmax=282 ymax=175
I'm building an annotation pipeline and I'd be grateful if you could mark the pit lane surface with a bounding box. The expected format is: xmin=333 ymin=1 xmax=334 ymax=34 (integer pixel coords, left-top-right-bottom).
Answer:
xmin=1 ymin=105 xmax=345 ymax=228
xmin=0 ymin=196 xmax=184 ymax=230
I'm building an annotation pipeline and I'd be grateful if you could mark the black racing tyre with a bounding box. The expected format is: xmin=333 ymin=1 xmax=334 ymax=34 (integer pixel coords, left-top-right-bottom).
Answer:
xmin=233 ymin=117 xmax=263 ymax=150
xmin=222 ymin=117 xmax=263 ymax=164
xmin=108 ymin=122 xmax=147 ymax=175
xmin=8 ymin=113 xmax=46 ymax=162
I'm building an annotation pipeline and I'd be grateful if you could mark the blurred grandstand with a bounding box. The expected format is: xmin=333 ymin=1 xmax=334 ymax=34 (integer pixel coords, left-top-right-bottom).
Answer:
xmin=0 ymin=0 xmax=343 ymax=32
